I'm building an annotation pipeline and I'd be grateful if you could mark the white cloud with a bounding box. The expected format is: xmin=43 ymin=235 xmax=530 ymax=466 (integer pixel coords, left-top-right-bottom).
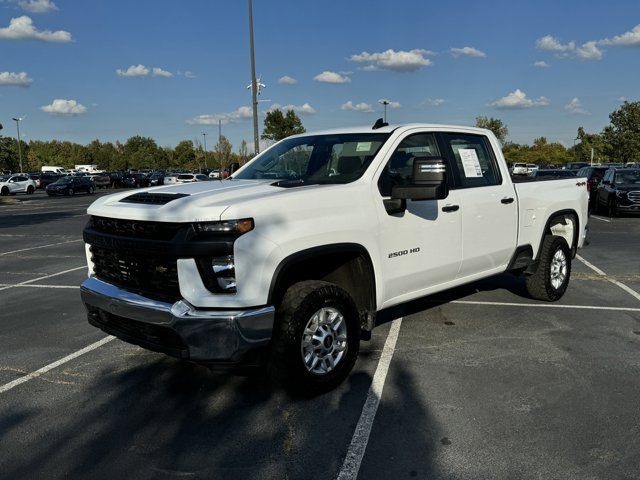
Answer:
xmin=576 ymin=41 xmax=603 ymax=60
xmin=268 ymin=102 xmax=316 ymax=115
xmin=187 ymin=106 xmax=253 ymax=125
xmin=536 ymin=35 xmax=602 ymax=60
xmin=565 ymin=97 xmax=590 ymax=115
xmin=490 ymin=89 xmax=550 ymax=109
xmin=341 ymin=101 xmax=374 ymax=113
xmin=450 ymin=46 xmax=486 ymax=58
xmin=18 ymin=0 xmax=57 ymax=13
xmin=184 ymin=71 xmax=196 ymax=79
xmin=152 ymin=67 xmax=173 ymax=77
xmin=278 ymin=75 xmax=297 ymax=85
xmin=533 ymin=60 xmax=550 ymax=68
xmin=425 ymin=98 xmax=445 ymax=106
xmin=41 ymin=99 xmax=87 ymax=116
xmin=0 ymin=15 xmax=71 ymax=42
xmin=0 ymin=71 xmax=32 ymax=87
xmin=350 ymin=48 xmax=434 ymax=72
xmin=314 ymin=71 xmax=351 ymax=84
xmin=601 ymin=24 xmax=640 ymax=47
xmin=116 ymin=64 xmax=150 ymax=77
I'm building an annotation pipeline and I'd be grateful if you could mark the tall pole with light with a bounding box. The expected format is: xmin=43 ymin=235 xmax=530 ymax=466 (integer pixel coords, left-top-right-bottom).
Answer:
xmin=202 ymin=132 xmax=208 ymax=170
xmin=248 ymin=0 xmax=259 ymax=154
xmin=379 ymin=99 xmax=390 ymax=123
xmin=12 ymin=117 xmax=24 ymax=173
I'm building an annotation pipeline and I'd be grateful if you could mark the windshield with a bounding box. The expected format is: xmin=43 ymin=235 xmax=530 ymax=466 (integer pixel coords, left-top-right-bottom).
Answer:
xmin=55 ymin=177 xmax=73 ymax=184
xmin=615 ymin=170 xmax=640 ymax=185
xmin=234 ymin=133 xmax=390 ymax=184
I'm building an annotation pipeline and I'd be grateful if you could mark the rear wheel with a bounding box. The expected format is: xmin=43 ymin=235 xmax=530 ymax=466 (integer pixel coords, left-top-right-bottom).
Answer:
xmin=525 ymin=235 xmax=571 ymax=301
xmin=269 ymin=280 xmax=360 ymax=394
xmin=1 ymin=186 xmax=8 ymax=196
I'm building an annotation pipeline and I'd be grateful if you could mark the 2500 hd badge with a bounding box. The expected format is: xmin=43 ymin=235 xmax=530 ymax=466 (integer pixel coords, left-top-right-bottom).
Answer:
xmin=388 ymin=247 xmax=420 ymax=258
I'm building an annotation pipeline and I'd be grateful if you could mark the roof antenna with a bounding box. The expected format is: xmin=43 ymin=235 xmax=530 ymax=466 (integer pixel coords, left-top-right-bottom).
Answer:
xmin=372 ymin=118 xmax=388 ymax=130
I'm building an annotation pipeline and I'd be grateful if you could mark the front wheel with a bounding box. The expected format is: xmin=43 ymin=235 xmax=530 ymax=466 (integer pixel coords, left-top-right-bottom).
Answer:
xmin=1 ymin=186 xmax=8 ymax=196
xmin=269 ymin=280 xmax=360 ymax=394
xmin=525 ymin=235 xmax=571 ymax=301
xmin=26 ymin=186 xmax=35 ymax=194
xmin=88 ymin=186 xmax=95 ymax=195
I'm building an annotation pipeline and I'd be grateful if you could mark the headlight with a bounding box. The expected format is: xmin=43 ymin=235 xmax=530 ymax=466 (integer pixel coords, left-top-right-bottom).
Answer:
xmin=193 ymin=218 xmax=254 ymax=235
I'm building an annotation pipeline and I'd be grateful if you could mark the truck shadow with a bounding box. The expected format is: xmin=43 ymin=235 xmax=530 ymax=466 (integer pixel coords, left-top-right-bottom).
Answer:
xmin=0 ymin=352 xmax=443 ymax=479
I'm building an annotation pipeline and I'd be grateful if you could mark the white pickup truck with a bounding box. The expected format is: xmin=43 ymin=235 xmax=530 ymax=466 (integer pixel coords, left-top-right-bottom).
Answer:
xmin=81 ymin=123 xmax=589 ymax=392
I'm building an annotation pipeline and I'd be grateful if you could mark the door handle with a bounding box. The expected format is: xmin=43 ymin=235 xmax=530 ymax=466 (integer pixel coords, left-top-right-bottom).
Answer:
xmin=501 ymin=197 xmax=514 ymax=204
xmin=442 ymin=204 xmax=459 ymax=212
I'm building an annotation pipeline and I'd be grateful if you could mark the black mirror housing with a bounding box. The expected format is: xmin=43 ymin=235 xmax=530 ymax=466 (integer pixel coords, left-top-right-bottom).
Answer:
xmin=391 ymin=157 xmax=448 ymax=201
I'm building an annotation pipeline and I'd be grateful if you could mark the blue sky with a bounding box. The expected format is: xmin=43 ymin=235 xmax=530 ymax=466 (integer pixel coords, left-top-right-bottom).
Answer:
xmin=1 ymin=0 xmax=639 ymax=152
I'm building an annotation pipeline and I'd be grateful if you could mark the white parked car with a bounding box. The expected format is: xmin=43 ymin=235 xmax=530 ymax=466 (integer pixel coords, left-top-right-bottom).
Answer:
xmin=0 ymin=174 xmax=37 ymax=196
xmin=176 ymin=173 xmax=209 ymax=183
xmin=527 ymin=164 xmax=539 ymax=174
xmin=82 ymin=123 xmax=589 ymax=392
xmin=209 ymin=170 xmax=221 ymax=179
xmin=512 ymin=163 xmax=528 ymax=175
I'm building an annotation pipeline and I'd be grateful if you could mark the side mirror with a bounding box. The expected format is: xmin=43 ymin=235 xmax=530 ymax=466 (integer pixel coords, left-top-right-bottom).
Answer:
xmin=391 ymin=157 xmax=449 ymax=201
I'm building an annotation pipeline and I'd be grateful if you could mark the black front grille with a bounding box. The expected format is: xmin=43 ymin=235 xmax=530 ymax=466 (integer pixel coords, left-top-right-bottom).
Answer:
xmin=90 ymin=245 xmax=181 ymax=303
xmin=89 ymin=216 xmax=183 ymax=241
xmin=120 ymin=192 xmax=189 ymax=205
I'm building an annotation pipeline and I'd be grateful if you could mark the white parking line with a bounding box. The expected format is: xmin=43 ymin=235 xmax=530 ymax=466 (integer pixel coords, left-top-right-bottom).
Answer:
xmin=0 ymin=284 xmax=79 ymax=289
xmin=0 ymin=336 xmax=115 ymax=394
xmin=577 ymin=255 xmax=640 ymax=302
xmin=0 ymin=239 xmax=83 ymax=256
xmin=450 ymin=300 xmax=640 ymax=313
xmin=337 ymin=317 xmax=403 ymax=480
xmin=589 ymin=215 xmax=611 ymax=223
xmin=0 ymin=266 xmax=86 ymax=291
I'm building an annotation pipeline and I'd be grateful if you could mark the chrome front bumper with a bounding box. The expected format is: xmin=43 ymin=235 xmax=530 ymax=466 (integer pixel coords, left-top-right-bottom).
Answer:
xmin=80 ymin=277 xmax=275 ymax=364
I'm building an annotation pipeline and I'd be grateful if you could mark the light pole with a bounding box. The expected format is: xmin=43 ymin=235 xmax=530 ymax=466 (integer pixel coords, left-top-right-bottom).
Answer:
xmin=12 ymin=117 xmax=24 ymax=173
xmin=202 ymin=133 xmax=208 ymax=170
xmin=379 ymin=99 xmax=390 ymax=123
xmin=248 ymin=0 xmax=259 ymax=154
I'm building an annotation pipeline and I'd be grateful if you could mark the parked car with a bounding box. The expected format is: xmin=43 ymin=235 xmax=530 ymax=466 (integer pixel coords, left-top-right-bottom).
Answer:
xmin=529 ymin=169 xmax=576 ymax=178
xmin=526 ymin=164 xmax=539 ymax=174
xmin=149 ymin=172 xmax=165 ymax=186
xmin=122 ymin=173 xmax=150 ymax=188
xmin=176 ymin=173 xmax=210 ymax=183
xmin=577 ymin=166 xmax=608 ymax=208
xmin=41 ymin=165 xmax=69 ymax=175
xmin=565 ymin=162 xmax=589 ymax=171
xmin=28 ymin=174 xmax=42 ymax=188
xmin=595 ymin=168 xmax=640 ymax=216
xmin=38 ymin=174 xmax=61 ymax=189
xmin=208 ymin=170 xmax=221 ymax=179
xmin=512 ymin=163 xmax=528 ymax=175
xmin=107 ymin=172 xmax=124 ymax=188
xmin=0 ymin=174 xmax=37 ymax=195
xmin=81 ymin=123 xmax=589 ymax=392
xmin=46 ymin=176 xmax=95 ymax=196
xmin=90 ymin=174 xmax=112 ymax=189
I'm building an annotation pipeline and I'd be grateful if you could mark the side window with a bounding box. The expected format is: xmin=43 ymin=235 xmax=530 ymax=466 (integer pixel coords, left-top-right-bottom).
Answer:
xmin=378 ymin=133 xmax=440 ymax=197
xmin=443 ymin=133 xmax=501 ymax=188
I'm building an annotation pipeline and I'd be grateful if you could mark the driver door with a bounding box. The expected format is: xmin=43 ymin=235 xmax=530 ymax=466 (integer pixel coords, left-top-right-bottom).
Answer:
xmin=374 ymin=131 xmax=462 ymax=306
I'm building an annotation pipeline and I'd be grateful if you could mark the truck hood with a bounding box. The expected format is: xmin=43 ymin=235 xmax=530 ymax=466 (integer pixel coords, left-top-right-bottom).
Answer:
xmin=86 ymin=179 xmax=298 ymax=222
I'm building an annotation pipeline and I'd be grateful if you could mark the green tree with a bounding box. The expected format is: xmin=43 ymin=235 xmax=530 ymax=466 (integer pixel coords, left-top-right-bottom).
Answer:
xmin=475 ymin=116 xmax=508 ymax=144
xmin=122 ymin=136 xmax=160 ymax=169
xmin=174 ymin=140 xmax=196 ymax=169
xmin=601 ymin=101 xmax=640 ymax=163
xmin=215 ymin=135 xmax=233 ymax=171
xmin=262 ymin=109 xmax=305 ymax=141
xmin=238 ymin=139 xmax=249 ymax=165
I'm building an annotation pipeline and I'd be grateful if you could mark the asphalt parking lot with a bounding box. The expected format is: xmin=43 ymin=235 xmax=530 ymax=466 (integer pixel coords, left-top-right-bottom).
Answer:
xmin=1 ymin=190 xmax=639 ymax=480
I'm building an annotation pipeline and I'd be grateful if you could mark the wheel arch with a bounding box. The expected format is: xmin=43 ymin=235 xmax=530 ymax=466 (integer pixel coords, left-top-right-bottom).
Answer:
xmin=268 ymin=243 xmax=377 ymax=332
xmin=536 ymin=209 xmax=580 ymax=260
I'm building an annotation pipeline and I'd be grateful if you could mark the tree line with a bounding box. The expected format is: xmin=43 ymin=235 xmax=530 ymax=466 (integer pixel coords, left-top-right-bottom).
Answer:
xmin=2 ymin=101 xmax=639 ymax=173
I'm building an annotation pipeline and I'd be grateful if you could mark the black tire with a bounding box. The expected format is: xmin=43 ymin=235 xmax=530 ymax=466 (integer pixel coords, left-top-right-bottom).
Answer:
xmin=1 ymin=186 xmax=8 ymax=196
xmin=525 ymin=235 xmax=571 ymax=302
xmin=68 ymin=188 xmax=74 ymax=196
xmin=269 ymin=280 xmax=360 ymax=395
xmin=608 ymin=200 xmax=617 ymax=218
xmin=26 ymin=185 xmax=35 ymax=194
xmin=88 ymin=186 xmax=95 ymax=195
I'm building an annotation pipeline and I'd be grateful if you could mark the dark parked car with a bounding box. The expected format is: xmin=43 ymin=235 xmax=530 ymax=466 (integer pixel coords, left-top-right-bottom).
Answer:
xmin=107 ymin=171 xmax=124 ymax=188
xmin=149 ymin=172 xmax=165 ymax=186
xmin=529 ymin=169 xmax=576 ymax=178
xmin=565 ymin=162 xmax=589 ymax=171
xmin=595 ymin=168 xmax=640 ymax=216
xmin=122 ymin=173 xmax=150 ymax=188
xmin=38 ymin=174 xmax=62 ymax=189
xmin=577 ymin=166 xmax=608 ymax=208
xmin=46 ymin=176 xmax=95 ymax=196
xmin=90 ymin=174 xmax=112 ymax=189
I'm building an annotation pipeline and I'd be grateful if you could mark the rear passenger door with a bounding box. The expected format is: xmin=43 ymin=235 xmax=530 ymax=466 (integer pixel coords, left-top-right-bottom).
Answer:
xmin=440 ymin=133 xmax=517 ymax=279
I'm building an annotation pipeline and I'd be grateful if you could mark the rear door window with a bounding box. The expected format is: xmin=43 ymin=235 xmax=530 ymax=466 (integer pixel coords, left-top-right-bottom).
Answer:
xmin=442 ymin=133 xmax=501 ymax=188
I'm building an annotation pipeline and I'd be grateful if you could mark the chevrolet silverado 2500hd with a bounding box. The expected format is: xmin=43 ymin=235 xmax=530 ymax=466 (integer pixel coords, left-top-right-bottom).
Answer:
xmin=81 ymin=124 xmax=589 ymax=392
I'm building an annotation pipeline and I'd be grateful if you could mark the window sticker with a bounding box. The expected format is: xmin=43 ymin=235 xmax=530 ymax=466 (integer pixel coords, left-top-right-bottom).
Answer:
xmin=356 ymin=142 xmax=372 ymax=152
xmin=458 ymin=148 xmax=483 ymax=177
